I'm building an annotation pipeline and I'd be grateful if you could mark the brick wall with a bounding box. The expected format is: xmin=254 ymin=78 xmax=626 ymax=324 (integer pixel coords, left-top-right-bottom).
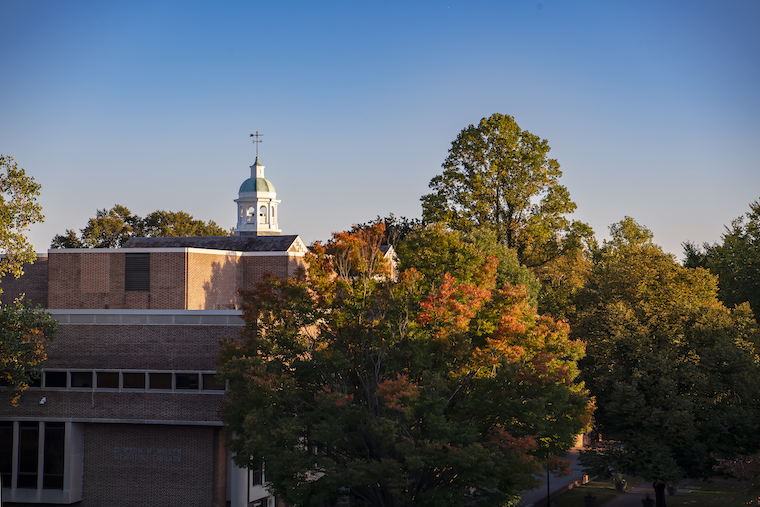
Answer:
xmin=187 ymin=252 xmax=241 ymax=310
xmin=48 ymin=251 xmax=189 ymax=309
xmin=83 ymin=423 xmax=220 ymax=507
xmin=241 ymin=256 xmax=290 ymax=291
xmin=0 ymin=256 xmax=48 ymax=306
xmin=0 ymin=322 xmax=236 ymax=421
xmin=49 ymin=252 xmax=123 ymax=309
xmin=149 ymin=252 xmax=187 ymax=309
xmin=45 ymin=250 xmax=305 ymax=310
xmin=0 ymin=389 xmax=225 ymax=423
xmin=46 ymin=323 xmax=236 ymax=371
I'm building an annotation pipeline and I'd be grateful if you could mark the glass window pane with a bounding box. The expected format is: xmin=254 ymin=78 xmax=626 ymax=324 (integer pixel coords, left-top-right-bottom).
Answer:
xmin=43 ymin=422 xmax=65 ymax=490
xmin=70 ymin=371 xmax=93 ymax=388
xmin=18 ymin=421 xmax=39 ymax=489
xmin=29 ymin=375 xmax=42 ymax=388
xmin=252 ymin=468 xmax=262 ymax=486
xmin=175 ymin=373 xmax=199 ymax=390
xmin=0 ymin=421 xmax=13 ymax=487
xmin=45 ymin=371 xmax=67 ymax=388
xmin=97 ymin=371 xmax=119 ymax=389
xmin=149 ymin=373 xmax=172 ymax=390
xmin=122 ymin=372 xmax=145 ymax=389
xmin=202 ymin=373 xmax=224 ymax=391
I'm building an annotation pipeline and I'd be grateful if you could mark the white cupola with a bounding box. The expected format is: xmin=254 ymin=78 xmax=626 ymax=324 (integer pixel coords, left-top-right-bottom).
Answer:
xmin=234 ymin=157 xmax=281 ymax=236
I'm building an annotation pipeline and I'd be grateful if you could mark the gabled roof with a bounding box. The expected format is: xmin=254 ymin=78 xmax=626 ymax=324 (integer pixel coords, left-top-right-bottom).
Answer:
xmin=123 ymin=235 xmax=302 ymax=252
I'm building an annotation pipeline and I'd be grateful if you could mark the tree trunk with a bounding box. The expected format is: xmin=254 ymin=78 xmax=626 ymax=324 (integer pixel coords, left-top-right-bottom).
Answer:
xmin=653 ymin=482 xmax=666 ymax=507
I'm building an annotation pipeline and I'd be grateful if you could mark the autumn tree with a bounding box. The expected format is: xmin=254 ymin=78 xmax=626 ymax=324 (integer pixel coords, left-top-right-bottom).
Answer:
xmin=684 ymin=199 xmax=760 ymax=319
xmin=421 ymin=113 xmax=592 ymax=268
xmin=0 ymin=155 xmax=44 ymax=283
xmin=219 ymin=223 xmax=592 ymax=507
xmin=0 ymin=300 xmax=57 ymax=405
xmin=50 ymin=205 xmax=231 ymax=248
xmin=353 ymin=214 xmax=422 ymax=247
xmin=0 ymin=155 xmax=55 ymax=405
xmin=575 ymin=218 xmax=760 ymax=507
xmin=395 ymin=223 xmax=541 ymax=305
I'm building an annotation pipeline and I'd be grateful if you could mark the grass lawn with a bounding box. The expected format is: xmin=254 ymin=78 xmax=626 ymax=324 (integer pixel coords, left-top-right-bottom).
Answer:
xmin=548 ymin=475 xmax=643 ymax=506
xmin=664 ymin=481 xmax=756 ymax=507
xmin=549 ymin=477 xmax=756 ymax=507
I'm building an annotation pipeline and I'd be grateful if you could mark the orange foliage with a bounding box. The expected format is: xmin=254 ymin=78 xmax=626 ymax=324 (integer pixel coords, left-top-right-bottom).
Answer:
xmin=378 ymin=374 xmax=420 ymax=412
xmin=417 ymin=257 xmax=498 ymax=340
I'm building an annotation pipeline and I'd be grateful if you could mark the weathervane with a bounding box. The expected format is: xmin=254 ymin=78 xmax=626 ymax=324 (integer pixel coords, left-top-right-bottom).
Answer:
xmin=250 ymin=131 xmax=264 ymax=157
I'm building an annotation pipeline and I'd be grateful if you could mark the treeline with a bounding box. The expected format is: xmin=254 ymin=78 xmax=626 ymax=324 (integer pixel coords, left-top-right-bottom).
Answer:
xmin=219 ymin=114 xmax=760 ymax=507
xmin=50 ymin=205 xmax=230 ymax=248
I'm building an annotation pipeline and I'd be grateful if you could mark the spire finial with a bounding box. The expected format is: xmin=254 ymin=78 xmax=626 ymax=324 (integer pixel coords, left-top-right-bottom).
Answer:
xmin=250 ymin=131 xmax=264 ymax=158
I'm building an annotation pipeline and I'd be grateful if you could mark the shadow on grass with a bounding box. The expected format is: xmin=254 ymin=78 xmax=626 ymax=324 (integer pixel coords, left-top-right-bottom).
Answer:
xmin=549 ymin=477 xmax=755 ymax=507
xmin=548 ymin=475 xmax=643 ymax=506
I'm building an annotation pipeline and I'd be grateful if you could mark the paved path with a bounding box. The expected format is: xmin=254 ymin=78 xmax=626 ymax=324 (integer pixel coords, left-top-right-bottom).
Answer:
xmin=517 ymin=448 xmax=588 ymax=507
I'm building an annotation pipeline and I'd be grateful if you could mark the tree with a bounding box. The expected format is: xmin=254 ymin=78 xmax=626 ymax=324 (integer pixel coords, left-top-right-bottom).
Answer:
xmin=1 ymin=156 xmax=55 ymax=406
xmin=421 ymin=113 xmax=591 ymax=267
xmin=575 ymin=218 xmax=760 ymax=507
xmin=141 ymin=210 xmax=228 ymax=237
xmin=353 ymin=214 xmax=422 ymax=248
xmin=0 ymin=155 xmax=44 ymax=283
xmin=684 ymin=199 xmax=760 ymax=319
xmin=219 ymin=223 xmax=592 ymax=507
xmin=395 ymin=223 xmax=541 ymax=305
xmin=534 ymin=221 xmax=596 ymax=320
xmin=50 ymin=205 xmax=231 ymax=248
xmin=713 ymin=451 xmax=760 ymax=503
xmin=0 ymin=300 xmax=57 ymax=405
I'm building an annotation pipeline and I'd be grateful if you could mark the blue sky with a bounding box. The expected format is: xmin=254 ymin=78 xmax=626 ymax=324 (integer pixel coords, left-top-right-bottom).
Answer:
xmin=2 ymin=0 xmax=758 ymax=258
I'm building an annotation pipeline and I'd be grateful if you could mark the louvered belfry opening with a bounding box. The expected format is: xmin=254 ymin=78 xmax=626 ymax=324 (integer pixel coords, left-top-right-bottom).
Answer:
xmin=125 ymin=253 xmax=150 ymax=291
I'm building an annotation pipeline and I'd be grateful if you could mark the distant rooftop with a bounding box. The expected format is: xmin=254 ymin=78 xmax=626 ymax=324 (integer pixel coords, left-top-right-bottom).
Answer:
xmin=123 ymin=235 xmax=301 ymax=252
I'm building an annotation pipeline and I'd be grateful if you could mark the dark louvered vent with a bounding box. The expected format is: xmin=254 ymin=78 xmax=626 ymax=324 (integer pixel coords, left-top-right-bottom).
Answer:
xmin=125 ymin=253 xmax=150 ymax=291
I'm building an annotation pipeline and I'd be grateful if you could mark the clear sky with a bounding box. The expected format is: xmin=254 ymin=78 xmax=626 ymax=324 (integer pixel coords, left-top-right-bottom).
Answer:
xmin=2 ymin=0 xmax=758 ymax=258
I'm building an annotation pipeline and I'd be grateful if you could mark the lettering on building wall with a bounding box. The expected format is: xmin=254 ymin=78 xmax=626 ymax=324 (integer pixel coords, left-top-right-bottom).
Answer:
xmin=113 ymin=446 xmax=182 ymax=463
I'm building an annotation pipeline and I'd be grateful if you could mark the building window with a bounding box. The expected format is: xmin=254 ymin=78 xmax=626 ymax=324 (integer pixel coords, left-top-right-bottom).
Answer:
xmin=44 ymin=371 xmax=67 ymax=388
xmin=175 ymin=373 xmax=199 ymax=390
xmin=0 ymin=422 xmax=83 ymax=502
xmin=3 ymin=369 xmax=227 ymax=394
xmin=202 ymin=373 xmax=224 ymax=391
xmin=149 ymin=372 xmax=172 ymax=390
xmin=252 ymin=467 xmax=263 ymax=486
xmin=0 ymin=421 xmax=12 ymax=487
xmin=96 ymin=371 xmax=119 ymax=389
xmin=122 ymin=372 xmax=146 ymax=389
xmin=17 ymin=421 xmax=39 ymax=488
xmin=125 ymin=253 xmax=150 ymax=291
xmin=43 ymin=422 xmax=65 ymax=490
xmin=259 ymin=206 xmax=268 ymax=224
xmin=70 ymin=371 xmax=93 ymax=388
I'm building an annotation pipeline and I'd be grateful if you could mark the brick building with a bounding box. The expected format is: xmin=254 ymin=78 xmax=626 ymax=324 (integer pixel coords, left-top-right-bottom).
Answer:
xmin=0 ymin=157 xmax=307 ymax=506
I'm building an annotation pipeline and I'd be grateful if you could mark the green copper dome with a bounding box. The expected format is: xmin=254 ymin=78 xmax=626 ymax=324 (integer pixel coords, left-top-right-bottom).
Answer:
xmin=239 ymin=177 xmax=276 ymax=194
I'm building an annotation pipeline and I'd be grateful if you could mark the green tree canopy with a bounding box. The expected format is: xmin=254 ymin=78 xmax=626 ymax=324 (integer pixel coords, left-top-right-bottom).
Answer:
xmin=684 ymin=199 xmax=760 ymax=319
xmin=0 ymin=155 xmax=44 ymax=284
xmin=421 ymin=113 xmax=592 ymax=268
xmin=575 ymin=217 xmax=760 ymax=507
xmin=219 ymin=223 xmax=591 ymax=507
xmin=50 ymin=205 xmax=231 ymax=248
xmin=395 ymin=223 xmax=541 ymax=305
